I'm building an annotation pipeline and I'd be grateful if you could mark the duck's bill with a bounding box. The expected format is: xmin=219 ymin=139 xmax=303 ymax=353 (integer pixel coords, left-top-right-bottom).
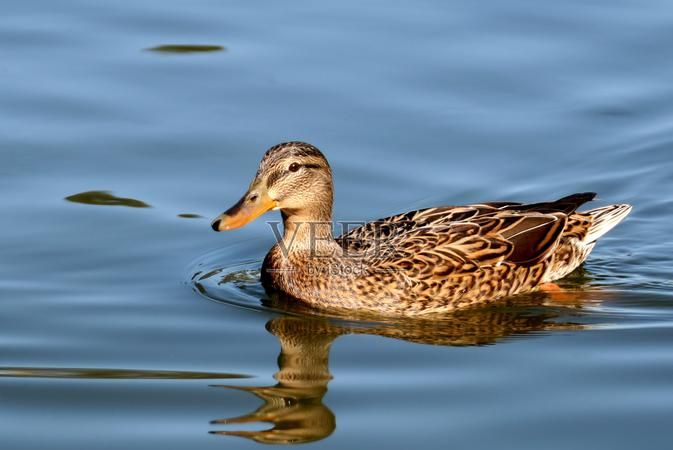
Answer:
xmin=211 ymin=192 xmax=277 ymax=231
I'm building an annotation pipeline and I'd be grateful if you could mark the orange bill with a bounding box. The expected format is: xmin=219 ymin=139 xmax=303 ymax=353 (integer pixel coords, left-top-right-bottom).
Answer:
xmin=211 ymin=189 xmax=277 ymax=231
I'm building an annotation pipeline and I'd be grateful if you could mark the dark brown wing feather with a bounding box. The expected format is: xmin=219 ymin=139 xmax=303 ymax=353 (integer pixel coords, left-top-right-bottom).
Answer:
xmin=497 ymin=192 xmax=596 ymax=214
xmin=496 ymin=213 xmax=567 ymax=265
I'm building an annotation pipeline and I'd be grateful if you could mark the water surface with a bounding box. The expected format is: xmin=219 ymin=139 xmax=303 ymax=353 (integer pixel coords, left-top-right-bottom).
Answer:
xmin=1 ymin=0 xmax=673 ymax=449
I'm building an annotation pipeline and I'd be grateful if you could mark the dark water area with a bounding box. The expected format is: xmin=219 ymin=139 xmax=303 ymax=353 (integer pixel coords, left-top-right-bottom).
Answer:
xmin=2 ymin=0 xmax=673 ymax=448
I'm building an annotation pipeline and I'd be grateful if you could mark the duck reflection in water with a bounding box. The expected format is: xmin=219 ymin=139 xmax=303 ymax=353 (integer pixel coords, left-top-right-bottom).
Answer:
xmin=210 ymin=317 xmax=338 ymax=444
xmin=208 ymin=285 xmax=591 ymax=444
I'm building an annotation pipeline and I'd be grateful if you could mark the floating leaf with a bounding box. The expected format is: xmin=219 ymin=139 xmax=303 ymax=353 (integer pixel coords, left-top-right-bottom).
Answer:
xmin=65 ymin=191 xmax=151 ymax=208
xmin=178 ymin=213 xmax=204 ymax=219
xmin=146 ymin=44 xmax=225 ymax=54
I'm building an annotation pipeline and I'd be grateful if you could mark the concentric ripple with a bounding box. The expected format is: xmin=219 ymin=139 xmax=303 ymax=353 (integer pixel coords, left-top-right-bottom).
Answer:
xmin=188 ymin=241 xmax=673 ymax=341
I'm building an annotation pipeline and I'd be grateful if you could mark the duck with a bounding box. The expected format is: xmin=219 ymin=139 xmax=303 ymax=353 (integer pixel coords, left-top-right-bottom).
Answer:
xmin=211 ymin=141 xmax=631 ymax=316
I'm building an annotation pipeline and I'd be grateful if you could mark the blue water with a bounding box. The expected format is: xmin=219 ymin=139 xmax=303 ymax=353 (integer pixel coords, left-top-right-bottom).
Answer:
xmin=2 ymin=0 xmax=673 ymax=448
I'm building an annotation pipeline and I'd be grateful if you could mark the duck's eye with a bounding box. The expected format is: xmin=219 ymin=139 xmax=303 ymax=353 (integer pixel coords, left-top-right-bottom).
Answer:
xmin=288 ymin=162 xmax=301 ymax=172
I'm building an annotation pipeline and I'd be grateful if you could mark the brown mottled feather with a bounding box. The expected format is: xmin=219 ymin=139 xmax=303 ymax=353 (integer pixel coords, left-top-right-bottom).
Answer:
xmin=220 ymin=142 xmax=631 ymax=316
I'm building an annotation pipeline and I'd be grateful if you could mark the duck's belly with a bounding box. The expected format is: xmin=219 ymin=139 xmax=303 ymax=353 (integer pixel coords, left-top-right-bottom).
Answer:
xmin=265 ymin=261 xmax=552 ymax=317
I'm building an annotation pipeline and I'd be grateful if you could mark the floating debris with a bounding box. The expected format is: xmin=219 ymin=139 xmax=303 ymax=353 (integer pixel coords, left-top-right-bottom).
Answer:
xmin=65 ymin=191 xmax=151 ymax=208
xmin=146 ymin=44 xmax=225 ymax=54
xmin=178 ymin=213 xmax=204 ymax=219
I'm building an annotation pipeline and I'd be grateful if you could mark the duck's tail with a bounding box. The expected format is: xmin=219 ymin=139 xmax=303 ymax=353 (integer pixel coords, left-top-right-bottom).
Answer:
xmin=583 ymin=203 xmax=632 ymax=243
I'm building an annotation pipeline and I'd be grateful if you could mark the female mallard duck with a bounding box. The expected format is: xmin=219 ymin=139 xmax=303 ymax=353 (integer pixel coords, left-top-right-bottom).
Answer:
xmin=211 ymin=142 xmax=631 ymax=316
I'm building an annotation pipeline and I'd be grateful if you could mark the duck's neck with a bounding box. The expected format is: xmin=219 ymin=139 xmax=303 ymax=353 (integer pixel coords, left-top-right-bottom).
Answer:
xmin=280 ymin=208 xmax=336 ymax=255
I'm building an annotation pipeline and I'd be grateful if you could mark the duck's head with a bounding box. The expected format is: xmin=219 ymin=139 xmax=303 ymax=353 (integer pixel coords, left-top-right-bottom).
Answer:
xmin=212 ymin=142 xmax=333 ymax=231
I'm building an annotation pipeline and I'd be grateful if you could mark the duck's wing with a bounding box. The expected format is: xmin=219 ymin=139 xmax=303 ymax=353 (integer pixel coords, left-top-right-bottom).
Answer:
xmin=366 ymin=213 xmax=568 ymax=278
xmin=336 ymin=192 xmax=597 ymax=275
xmin=336 ymin=205 xmax=490 ymax=253
xmin=490 ymin=192 xmax=596 ymax=215
xmin=337 ymin=192 xmax=596 ymax=251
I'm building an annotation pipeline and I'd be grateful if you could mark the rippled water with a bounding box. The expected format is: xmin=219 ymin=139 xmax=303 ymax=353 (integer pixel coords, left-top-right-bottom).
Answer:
xmin=2 ymin=0 xmax=673 ymax=448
